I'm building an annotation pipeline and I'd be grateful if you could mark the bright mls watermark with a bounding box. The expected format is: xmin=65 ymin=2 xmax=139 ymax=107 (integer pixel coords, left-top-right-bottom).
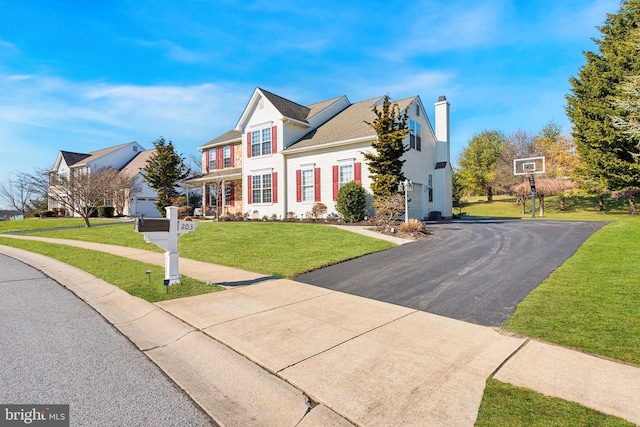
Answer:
xmin=1 ymin=405 xmax=69 ymax=426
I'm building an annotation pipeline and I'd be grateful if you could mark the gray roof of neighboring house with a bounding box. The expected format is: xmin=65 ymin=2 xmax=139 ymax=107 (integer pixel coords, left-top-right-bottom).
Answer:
xmin=75 ymin=142 xmax=137 ymax=166
xmin=119 ymin=149 xmax=155 ymax=177
xmin=287 ymin=95 xmax=417 ymax=150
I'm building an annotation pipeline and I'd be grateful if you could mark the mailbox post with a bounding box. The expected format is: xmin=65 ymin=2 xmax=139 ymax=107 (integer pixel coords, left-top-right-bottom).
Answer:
xmin=134 ymin=206 xmax=198 ymax=285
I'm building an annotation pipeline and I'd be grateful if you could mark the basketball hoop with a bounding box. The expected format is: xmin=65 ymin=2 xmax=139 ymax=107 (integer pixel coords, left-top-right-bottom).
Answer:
xmin=513 ymin=156 xmax=545 ymax=219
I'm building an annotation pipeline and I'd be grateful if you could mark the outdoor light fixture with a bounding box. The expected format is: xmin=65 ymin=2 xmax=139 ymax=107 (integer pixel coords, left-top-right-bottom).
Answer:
xmin=399 ymin=179 xmax=413 ymax=223
xmin=146 ymin=270 xmax=152 ymax=283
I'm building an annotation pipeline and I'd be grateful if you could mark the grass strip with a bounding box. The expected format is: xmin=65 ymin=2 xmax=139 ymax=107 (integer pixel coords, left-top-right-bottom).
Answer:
xmin=475 ymin=378 xmax=634 ymax=426
xmin=503 ymin=220 xmax=640 ymax=365
xmin=0 ymin=237 xmax=223 ymax=303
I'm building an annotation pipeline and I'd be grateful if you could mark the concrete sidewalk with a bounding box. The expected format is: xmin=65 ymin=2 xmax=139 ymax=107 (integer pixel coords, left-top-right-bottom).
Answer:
xmin=1 ymin=235 xmax=639 ymax=426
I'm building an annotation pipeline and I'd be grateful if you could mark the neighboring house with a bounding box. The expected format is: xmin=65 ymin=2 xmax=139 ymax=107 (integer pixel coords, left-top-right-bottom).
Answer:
xmin=188 ymin=88 xmax=452 ymax=220
xmin=47 ymin=141 xmax=161 ymax=217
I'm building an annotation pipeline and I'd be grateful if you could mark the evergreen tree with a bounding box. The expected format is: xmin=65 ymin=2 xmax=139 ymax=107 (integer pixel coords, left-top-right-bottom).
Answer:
xmin=566 ymin=0 xmax=640 ymax=194
xmin=457 ymin=130 xmax=505 ymax=201
xmin=364 ymin=96 xmax=409 ymax=200
xmin=141 ymin=137 xmax=189 ymax=216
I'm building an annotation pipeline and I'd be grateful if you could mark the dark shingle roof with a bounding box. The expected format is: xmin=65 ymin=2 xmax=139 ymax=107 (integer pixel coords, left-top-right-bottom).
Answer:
xmin=259 ymin=88 xmax=311 ymax=123
xmin=61 ymin=151 xmax=91 ymax=166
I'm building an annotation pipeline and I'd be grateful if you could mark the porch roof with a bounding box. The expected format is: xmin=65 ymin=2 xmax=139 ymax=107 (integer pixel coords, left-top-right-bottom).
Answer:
xmin=184 ymin=167 xmax=242 ymax=185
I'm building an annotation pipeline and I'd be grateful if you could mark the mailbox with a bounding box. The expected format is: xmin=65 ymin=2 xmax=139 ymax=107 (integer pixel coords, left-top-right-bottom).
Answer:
xmin=134 ymin=218 xmax=170 ymax=233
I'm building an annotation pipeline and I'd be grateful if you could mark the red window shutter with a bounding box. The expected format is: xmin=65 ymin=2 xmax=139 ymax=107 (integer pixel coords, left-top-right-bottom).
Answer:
xmin=355 ymin=162 xmax=362 ymax=184
xmin=296 ymin=170 xmax=302 ymax=202
xmin=205 ymin=150 xmax=210 ymax=172
xmin=205 ymin=184 xmax=210 ymax=205
xmin=216 ymin=147 xmax=223 ymax=170
xmin=230 ymin=145 xmax=235 ymax=167
xmin=230 ymin=183 xmax=235 ymax=206
xmin=247 ymin=175 xmax=252 ymax=204
xmin=332 ymin=165 xmax=339 ymax=201
xmin=247 ymin=132 xmax=252 ymax=158
xmin=272 ymin=126 xmax=277 ymax=153
xmin=314 ymin=168 xmax=321 ymax=202
xmin=272 ymin=172 xmax=278 ymax=203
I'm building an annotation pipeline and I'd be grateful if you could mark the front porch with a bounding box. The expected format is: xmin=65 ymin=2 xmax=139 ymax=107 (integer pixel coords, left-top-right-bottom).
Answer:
xmin=185 ymin=168 xmax=243 ymax=219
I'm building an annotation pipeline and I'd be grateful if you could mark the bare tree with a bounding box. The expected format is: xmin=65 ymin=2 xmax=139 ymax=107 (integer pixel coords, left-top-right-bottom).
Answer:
xmin=111 ymin=173 xmax=142 ymax=216
xmin=0 ymin=172 xmax=39 ymax=214
xmin=510 ymin=177 xmax=575 ymax=217
xmin=31 ymin=166 xmax=122 ymax=227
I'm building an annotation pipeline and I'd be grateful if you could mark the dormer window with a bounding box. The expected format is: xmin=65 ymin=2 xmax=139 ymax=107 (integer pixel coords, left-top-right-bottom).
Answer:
xmin=133 ymin=145 xmax=138 ymax=152
xmin=251 ymin=127 xmax=272 ymax=157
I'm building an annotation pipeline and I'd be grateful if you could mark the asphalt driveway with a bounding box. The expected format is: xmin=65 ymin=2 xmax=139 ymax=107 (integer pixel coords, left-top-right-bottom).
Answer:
xmin=296 ymin=219 xmax=607 ymax=326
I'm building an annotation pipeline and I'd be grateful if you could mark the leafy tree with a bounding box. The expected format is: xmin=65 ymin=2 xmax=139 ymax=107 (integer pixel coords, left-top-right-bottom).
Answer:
xmin=457 ymin=130 xmax=505 ymax=201
xmin=364 ymin=96 xmax=409 ymax=200
xmin=566 ymin=0 xmax=640 ymax=214
xmin=451 ymin=169 xmax=465 ymax=206
xmin=141 ymin=137 xmax=189 ymax=216
xmin=335 ymin=181 xmax=367 ymax=222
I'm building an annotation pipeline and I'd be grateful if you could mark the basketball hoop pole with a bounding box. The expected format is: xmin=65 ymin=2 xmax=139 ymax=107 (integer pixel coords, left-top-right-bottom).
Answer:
xmin=528 ymin=174 xmax=536 ymax=218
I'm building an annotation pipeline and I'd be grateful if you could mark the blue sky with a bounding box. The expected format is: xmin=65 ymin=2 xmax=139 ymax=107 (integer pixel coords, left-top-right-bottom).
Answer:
xmin=0 ymin=0 xmax=616 ymax=204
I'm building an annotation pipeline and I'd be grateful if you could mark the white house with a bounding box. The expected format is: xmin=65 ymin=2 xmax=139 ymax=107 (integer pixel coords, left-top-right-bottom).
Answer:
xmin=47 ymin=141 xmax=161 ymax=217
xmin=189 ymin=88 xmax=452 ymax=220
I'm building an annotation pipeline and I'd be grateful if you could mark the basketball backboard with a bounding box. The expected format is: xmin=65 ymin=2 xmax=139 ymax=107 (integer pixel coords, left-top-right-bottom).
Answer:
xmin=514 ymin=156 xmax=545 ymax=176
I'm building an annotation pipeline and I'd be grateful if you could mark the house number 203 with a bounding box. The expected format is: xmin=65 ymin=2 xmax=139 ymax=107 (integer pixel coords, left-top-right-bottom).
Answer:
xmin=179 ymin=222 xmax=196 ymax=231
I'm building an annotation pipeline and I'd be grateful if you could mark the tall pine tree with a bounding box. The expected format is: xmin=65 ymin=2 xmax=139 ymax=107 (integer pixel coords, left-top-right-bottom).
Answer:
xmin=364 ymin=96 xmax=409 ymax=200
xmin=566 ymin=0 xmax=640 ymax=196
xmin=142 ymin=137 xmax=189 ymax=216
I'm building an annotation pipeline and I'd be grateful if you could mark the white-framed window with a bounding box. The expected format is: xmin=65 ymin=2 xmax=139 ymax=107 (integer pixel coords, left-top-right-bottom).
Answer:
xmin=224 ymin=145 xmax=231 ymax=168
xmin=409 ymin=120 xmax=422 ymax=151
xmin=225 ymin=183 xmax=233 ymax=206
xmin=252 ymin=173 xmax=272 ymax=204
xmin=339 ymin=163 xmax=353 ymax=189
xmin=208 ymin=148 xmax=216 ymax=170
xmin=302 ymin=168 xmax=314 ymax=202
xmin=252 ymin=127 xmax=272 ymax=157
xmin=427 ymin=173 xmax=433 ymax=202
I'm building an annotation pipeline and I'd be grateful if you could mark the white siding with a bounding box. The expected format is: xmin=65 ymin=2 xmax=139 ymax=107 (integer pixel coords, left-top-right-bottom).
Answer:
xmin=285 ymin=141 xmax=375 ymax=219
xmin=402 ymin=100 xmax=438 ymax=220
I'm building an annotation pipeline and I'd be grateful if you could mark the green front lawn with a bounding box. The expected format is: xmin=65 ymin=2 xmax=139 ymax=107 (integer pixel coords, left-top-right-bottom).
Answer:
xmin=14 ymin=220 xmax=395 ymax=278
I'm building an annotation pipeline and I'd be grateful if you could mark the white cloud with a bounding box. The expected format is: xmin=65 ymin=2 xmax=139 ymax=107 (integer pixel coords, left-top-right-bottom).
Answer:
xmin=0 ymin=73 xmax=253 ymax=175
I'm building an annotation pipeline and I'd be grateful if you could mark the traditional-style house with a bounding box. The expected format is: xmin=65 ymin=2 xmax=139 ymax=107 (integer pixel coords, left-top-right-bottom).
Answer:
xmin=47 ymin=141 xmax=161 ymax=217
xmin=189 ymin=88 xmax=452 ymax=220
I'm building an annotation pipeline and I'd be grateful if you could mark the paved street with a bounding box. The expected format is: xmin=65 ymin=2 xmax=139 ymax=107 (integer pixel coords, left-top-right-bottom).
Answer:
xmin=297 ymin=219 xmax=607 ymax=326
xmin=0 ymin=254 xmax=215 ymax=427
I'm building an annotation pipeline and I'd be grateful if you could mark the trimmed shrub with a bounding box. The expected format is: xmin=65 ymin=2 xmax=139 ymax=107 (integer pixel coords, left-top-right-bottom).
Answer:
xmin=97 ymin=205 xmax=115 ymax=218
xmin=178 ymin=205 xmax=193 ymax=218
xmin=399 ymin=218 xmax=426 ymax=234
xmin=336 ymin=181 xmax=367 ymax=223
xmin=40 ymin=210 xmax=55 ymax=218
xmin=311 ymin=203 xmax=328 ymax=219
